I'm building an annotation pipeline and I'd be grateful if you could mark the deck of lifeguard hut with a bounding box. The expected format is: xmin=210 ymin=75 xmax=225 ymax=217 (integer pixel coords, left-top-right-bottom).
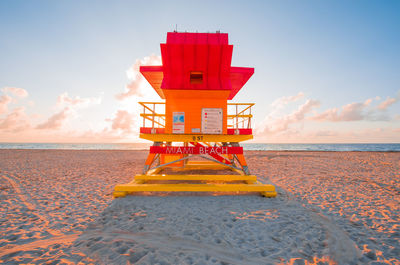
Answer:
xmin=113 ymin=31 xmax=277 ymax=198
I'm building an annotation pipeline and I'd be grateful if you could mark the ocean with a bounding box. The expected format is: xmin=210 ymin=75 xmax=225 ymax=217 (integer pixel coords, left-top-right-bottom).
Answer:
xmin=0 ymin=143 xmax=399 ymax=152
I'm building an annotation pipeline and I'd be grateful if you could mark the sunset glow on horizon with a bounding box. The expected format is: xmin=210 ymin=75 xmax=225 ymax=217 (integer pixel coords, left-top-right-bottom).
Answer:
xmin=1 ymin=0 xmax=399 ymax=143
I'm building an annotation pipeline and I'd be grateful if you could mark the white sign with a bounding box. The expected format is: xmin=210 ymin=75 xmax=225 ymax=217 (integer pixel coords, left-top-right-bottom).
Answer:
xmin=172 ymin=112 xmax=185 ymax=134
xmin=201 ymin=108 xmax=223 ymax=134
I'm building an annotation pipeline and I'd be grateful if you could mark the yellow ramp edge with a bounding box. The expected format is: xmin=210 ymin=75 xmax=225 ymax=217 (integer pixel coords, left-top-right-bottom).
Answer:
xmin=114 ymin=182 xmax=276 ymax=193
xmin=113 ymin=183 xmax=277 ymax=198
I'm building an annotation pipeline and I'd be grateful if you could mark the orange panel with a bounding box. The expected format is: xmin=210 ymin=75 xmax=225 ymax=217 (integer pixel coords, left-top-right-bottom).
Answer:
xmin=164 ymin=90 xmax=229 ymax=134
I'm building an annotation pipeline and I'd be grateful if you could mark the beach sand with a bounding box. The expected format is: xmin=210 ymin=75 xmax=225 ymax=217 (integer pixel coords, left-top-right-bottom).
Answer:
xmin=0 ymin=150 xmax=399 ymax=264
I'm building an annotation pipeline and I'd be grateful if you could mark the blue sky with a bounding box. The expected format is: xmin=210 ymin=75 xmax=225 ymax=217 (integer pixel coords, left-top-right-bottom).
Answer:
xmin=0 ymin=0 xmax=399 ymax=143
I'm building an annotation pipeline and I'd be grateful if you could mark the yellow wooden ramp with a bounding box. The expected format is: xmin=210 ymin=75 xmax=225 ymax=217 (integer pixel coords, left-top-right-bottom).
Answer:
xmin=113 ymin=174 xmax=277 ymax=198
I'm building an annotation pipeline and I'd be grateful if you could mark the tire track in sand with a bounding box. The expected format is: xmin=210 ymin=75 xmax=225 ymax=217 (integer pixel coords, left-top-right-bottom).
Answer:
xmin=276 ymin=186 xmax=362 ymax=264
xmin=0 ymin=233 xmax=80 ymax=257
xmin=2 ymin=174 xmax=63 ymax=237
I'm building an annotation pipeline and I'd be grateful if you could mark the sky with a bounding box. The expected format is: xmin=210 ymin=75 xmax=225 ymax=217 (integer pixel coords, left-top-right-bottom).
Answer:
xmin=0 ymin=0 xmax=399 ymax=143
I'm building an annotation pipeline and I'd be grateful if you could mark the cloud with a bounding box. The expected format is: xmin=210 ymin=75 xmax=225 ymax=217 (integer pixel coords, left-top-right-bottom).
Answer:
xmin=2 ymin=87 xmax=28 ymax=98
xmin=270 ymin=92 xmax=304 ymax=109
xmin=255 ymin=90 xmax=400 ymax=143
xmin=341 ymin=101 xmax=371 ymax=120
xmin=0 ymin=95 xmax=12 ymax=115
xmin=311 ymin=98 xmax=375 ymax=122
xmin=0 ymin=87 xmax=32 ymax=132
xmin=107 ymin=110 xmax=135 ymax=133
xmin=35 ymin=92 xmax=102 ymax=131
xmin=377 ymin=96 xmax=398 ymax=110
xmin=258 ymin=98 xmax=320 ymax=134
xmin=1 ymin=87 xmax=29 ymax=115
xmin=57 ymin=92 xmax=102 ymax=108
xmin=0 ymin=107 xmax=31 ymax=132
xmin=310 ymin=93 xmax=400 ymax=122
xmin=0 ymin=85 xmax=141 ymax=142
xmin=289 ymin=99 xmax=320 ymax=121
xmin=115 ymin=54 xmax=162 ymax=100
xmin=309 ymin=91 xmax=400 ymax=123
xmin=36 ymin=107 xmax=73 ymax=130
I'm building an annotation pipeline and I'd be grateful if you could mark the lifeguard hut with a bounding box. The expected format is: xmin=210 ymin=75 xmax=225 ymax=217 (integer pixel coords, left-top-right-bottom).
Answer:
xmin=113 ymin=31 xmax=277 ymax=198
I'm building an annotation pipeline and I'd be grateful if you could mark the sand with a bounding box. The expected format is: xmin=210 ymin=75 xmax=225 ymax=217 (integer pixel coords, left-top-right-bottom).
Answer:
xmin=0 ymin=150 xmax=399 ymax=264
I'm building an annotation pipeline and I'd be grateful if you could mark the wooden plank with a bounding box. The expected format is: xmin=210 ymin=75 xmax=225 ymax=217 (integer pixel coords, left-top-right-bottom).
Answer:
xmin=135 ymin=174 xmax=257 ymax=182
xmin=114 ymin=183 xmax=276 ymax=193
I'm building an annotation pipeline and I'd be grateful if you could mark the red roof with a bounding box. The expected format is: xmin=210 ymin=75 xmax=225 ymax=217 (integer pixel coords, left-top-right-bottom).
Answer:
xmin=140 ymin=32 xmax=254 ymax=100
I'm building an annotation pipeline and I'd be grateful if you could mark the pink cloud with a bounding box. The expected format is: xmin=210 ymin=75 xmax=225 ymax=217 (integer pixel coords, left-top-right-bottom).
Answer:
xmin=289 ymin=99 xmax=320 ymax=121
xmin=2 ymin=87 xmax=28 ymax=98
xmin=0 ymin=107 xmax=31 ymax=132
xmin=255 ymin=126 xmax=400 ymax=143
xmin=258 ymin=99 xmax=320 ymax=134
xmin=378 ymin=97 xmax=398 ymax=110
xmin=340 ymin=102 xmax=369 ymax=121
xmin=34 ymin=92 xmax=102 ymax=131
xmin=0 ymin=95 xmax=12 ymax=115
xmin=0 ymin=87 xmax=32 ymax=133
xmin=255 ymin=91 xmax=400 ymax=142
xmin=311 ymin=99 xmax=373 ymax=121
xmin=1 ymin=87 xmax=29 ymax=115
xmin=36 ymin=107 xmax=72 ymax=130
xmin=57 ymin=92 xmax=102 ymax=108
xmin=270 ymin=92 xmax=304 ymax=109
xmin=108 ymin=110 xmax=135 ymax=133
xmin=115 ymin=55 xmax=162 ymax=100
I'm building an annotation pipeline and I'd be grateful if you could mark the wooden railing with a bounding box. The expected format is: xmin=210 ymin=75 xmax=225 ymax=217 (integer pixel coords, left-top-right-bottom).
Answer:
xmin=139 ymin=102 xmax=166 ymax=128
xmin=227 ymin=103 xmax=254 ymax=129
xmin=139 ymin=102 xmax=254 ymax=130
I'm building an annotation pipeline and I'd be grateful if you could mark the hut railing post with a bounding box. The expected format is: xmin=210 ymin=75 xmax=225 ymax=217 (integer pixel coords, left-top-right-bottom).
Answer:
xmin=235 ymin=104 xmax=238 ymax=130
xmin=152 ymin=103 xmax=155 ymax=129
xmin=143 ymin=103 xmax=146 ymax=127
xmin=248 ymin=105 xmax=252 ymax=128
